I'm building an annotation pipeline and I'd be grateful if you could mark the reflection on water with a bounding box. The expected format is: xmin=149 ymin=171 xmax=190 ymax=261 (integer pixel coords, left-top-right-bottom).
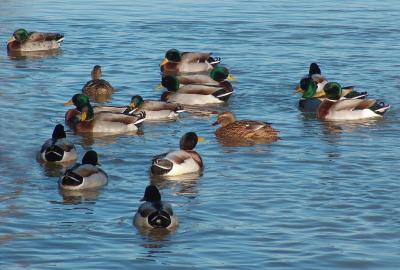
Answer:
xmin=58 ymin=188 xmax=101 ymax=204
xmin=7 ymin=49 xmax=62 ymax=60
xmin=151 ymin=175 xmax=200 ymax=198
xmin=37 ymin=159 xmax=75 ymax=177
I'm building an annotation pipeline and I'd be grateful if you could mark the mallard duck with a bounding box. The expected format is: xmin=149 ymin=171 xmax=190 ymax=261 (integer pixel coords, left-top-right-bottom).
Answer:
xmin=316 ymin=82 xmax=390 ymax=120
xmin=151 ymin=132 xmax=203 ymax=176
xmin=64 ymin=94 xmax=146 ymax=134
xmin=7 ymin=28 xmax=64 ymax=53
xmin=160 ymin=48 xmax=220 ymax=75
xmin=160 ymin=75 xmax=233 ymax=105
xmin=59 ymin=150 xmax=108 ymax=190
xmin=212 ymin=112 xmax=279 ymax=143
xmin=295 ymin=63 xmax=367 ymax=108
xmin=134 ymin=185 xmax=178 ymax=230
xmin=170 ymin=66 xmax=235 ymax=86
xmin=38 ymin=124 xmax=77 ymax=163
xmin=82 ymin=65 xmax=115 ymax=100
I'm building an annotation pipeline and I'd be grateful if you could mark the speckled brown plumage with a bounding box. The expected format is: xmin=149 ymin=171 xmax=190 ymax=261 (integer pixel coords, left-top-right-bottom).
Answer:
xmin=82 ymin=65 xmax=114 ymax=100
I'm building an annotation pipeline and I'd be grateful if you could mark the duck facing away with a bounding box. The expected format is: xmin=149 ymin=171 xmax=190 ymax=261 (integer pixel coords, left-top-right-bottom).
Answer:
xmin=59 ymin=150 xmax=108 ymax=190
xmin=7 ymin=28 xmax=64 ymax=53
xmin=151 ymin=132 xmax=203 ymax=177
xmin=134 ymin=185 xmax=178 ymax=230
xmin=64 ymin=94 xmax=145 ymax=134
xmin=212 ymin=112 xmax=279 ymax=143
xmin=38 ymin=124 xmax=77 ymax=163
xmin=82 ymin=65 xmax=115 ymax=101
xmin=160 ymin=48 xmax=220 ymax=75
xmin=316 ymin=82 xmax=390 ymax=121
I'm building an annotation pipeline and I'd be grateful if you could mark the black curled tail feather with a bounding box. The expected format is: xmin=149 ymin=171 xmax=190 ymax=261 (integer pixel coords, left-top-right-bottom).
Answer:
xmin=61 ymin=170 xmax=83 ymax=186
xmin=148 ymin=210 xmax=172 ymax=228
xmin=44 ymin=145 xmax=64 ymax=162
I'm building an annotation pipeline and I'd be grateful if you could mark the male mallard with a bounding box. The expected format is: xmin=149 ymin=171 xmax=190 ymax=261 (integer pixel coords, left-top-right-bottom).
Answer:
xmin=82 ymin=65 xmax=115 ymax=100
xmin=7 ymin=28 xmax=64 ymax=52
xmin=64 ymin=94 xmax=145 ymax=134
xmin=316 ymin=82 xmax=390 ymax=121
xmin=295 ymin=63 xmax=367 ymax=105
xmin=38 ymin=124 xmax=77 ymax=163
xmin=160 ymin=48 xmax=220 ymax=75
xmin=212 ymin=112 xmax=279 ymax=143
xmin=59 ymin=150 xmax=108 ymax=190
xmin=160 ymin=75 xmax=233 ymax=105
xmin=134 ymin=185 xmax=178 ymax=230
xmin=151 ymin=132 xmax=203 ymax=176
xmin=169 ymin=66 xmax=235 ymax=86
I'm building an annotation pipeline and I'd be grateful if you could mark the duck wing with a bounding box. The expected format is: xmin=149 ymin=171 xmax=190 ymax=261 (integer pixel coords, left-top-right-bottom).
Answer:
xmin=181 ymin=52 xmax=211 ymax=63
xmin=28 ymin=32 xmax=64 ymax=42
xmin=142 ymin=100 xmax=183 ymax=112
xmin=332 ymin=99 xmax=376 ymax=111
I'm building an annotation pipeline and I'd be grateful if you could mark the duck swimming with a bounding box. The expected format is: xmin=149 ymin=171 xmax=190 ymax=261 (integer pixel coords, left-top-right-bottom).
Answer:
xmin=82 ymin=65 xmax=115 ymax=101
xmin=160 ymin=48 xmax=220 ymax=75
xmin=64 ymin=94 xmax=145 ymax=134
xmin=212 ymin=112 xmax=279 ymax=143
xmin=160 ymin=75 xmax=233 ymax=105
xmin=38 ymin=124 xmax=77 ymax=163
xmin=316 ymin=82 xmax=390 ymax=121
xmin=7 ymin=28 xmax=64 ymax=53
xmin=151 ymin=132 xmax=203 ymax=177
xmin=134 ymin=185 xmax=178 ymax=230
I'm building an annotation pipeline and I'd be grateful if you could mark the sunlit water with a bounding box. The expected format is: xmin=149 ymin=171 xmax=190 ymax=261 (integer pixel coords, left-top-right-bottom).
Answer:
xmin=1 ymin=1 xmax=400 ymax=269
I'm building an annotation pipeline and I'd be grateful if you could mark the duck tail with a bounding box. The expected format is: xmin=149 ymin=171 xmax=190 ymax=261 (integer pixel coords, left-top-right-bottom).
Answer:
xmin=343 ymin=90 xmax=368 ymax=99
xmin=44 ymin=144 xmax=64 ymax=162
xmin=148 ymin=210 xmax=172 ymax=228
xmin=151 ymin=159 xmax=173 ymax=175
xmin=370 ymin=101 xmax=391 ymax=115
xmin=174 ymin=104 xmax=185 ymax=113
xmin=61 ymin=170 xmax=83 ymax=187
xmin=133 ymin=111 xmax=146 ymax=125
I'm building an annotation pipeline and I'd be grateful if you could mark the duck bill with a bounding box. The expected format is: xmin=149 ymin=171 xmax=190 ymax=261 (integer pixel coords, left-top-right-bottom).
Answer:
xmin=211 ymin=121 xmax=219 ymax=126
xmin=227 ymin=74 xmax=236 ymax=81
xmin=7 ymin=36 xmax=16 ymax=44
xmin=154 ymin=83 xmax=163 ymax=91
xmin=313 ymin=91 xmax=326 ymax=98
xmin=197 ymin=136 xmax=205 ymax=142
xmin=64 ymin=99 xmax=74 ymax=106
xmin=160 ymin=58 xmax=169 ymax=67
xmin=80 ymin=111 xmax=87 ymax=121
xmin=293 ymin=84 xmax=303 ymax=95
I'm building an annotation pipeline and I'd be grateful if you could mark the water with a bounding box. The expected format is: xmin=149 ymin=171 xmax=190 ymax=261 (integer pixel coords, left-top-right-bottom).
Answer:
xmin=1 ymin=0 xmax=400 ymax=269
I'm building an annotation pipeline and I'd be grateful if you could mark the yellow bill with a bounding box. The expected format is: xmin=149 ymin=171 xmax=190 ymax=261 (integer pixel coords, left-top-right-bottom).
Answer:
xmin=227 ymin=74 xmax=236 ymax=81
xmin=64 ymin=99 xmax=74 ymax=106
xmin=80 ymin=111 xmax=87 ymax=121
xmin=197 ymin=136 xmax=205 ymax=142
xmin=160 ymin=58 xmax=169 ymax=67
xmin=7 ymin=36 xmax=16 ymax=44
xmin=154 ymin=83 xmax=163 ymax=91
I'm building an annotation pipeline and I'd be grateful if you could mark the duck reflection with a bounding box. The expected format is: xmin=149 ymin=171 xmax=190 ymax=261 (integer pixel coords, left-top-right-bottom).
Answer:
xmin=37 ymin=159 xmax=75 ymax=177
xmin=59 ymin=189 xmax=100 ymax=205
xmin=150 ymin=173 xmax=200 ymax=198
xmin=8 ymin=49 xmax=62 ymax=60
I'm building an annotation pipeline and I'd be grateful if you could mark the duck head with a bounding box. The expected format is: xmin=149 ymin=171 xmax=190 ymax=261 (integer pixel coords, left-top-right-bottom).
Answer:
xmin=52 ymin=124 xmax=66 ymax=140
xmin=212 ymin=111 xmax=236 ymax=127
xmin=11 ymin=29 xmax=29 ymax=43
xmin=130 ymin=95 xmax=144 ymax=110
xmin=161 ymin=75 xmax=180 ymax=91
xmin=91 ymin=65 xmax=102 ymax=80
xmin=64 ymin=94 xmax=94 ymax=121
xmin=180 ymin=132 xmax=199 ymax=150
xmin=82 ymin=150 xmax=100 ymax=166
xmin=209 ymin=66 xmax=233 ymax=82
xmin=296 ymin=77 xmax=318 ymax=98
xmin=324 ymin=82 xmax=342 ymax=100
xmin=141 ymin=185 xmax=161 ymax=202
xmin=309 ymin=62 xmax=321 ymax=76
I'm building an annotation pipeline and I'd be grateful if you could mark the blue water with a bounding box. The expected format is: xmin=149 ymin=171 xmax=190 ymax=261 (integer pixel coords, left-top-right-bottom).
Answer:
xmin=1 ymin=0 xmax=400 ymax=269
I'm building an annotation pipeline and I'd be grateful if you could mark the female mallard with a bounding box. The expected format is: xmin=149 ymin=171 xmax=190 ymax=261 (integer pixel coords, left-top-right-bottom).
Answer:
xmin=160 ymin=75 xmax=233 ymax=105
xmin=151 ymin=132 xmax=203 ymax=176
xmin=38 ymin=124 xmax=77 ymax=163
xmin=134 ymin=185 xmax=178 ymax=230
xmin=59 ymin=150 xmax=108 ymax=190
xmin=82 ymin=65 xmax=115 ymax=100
xmin=212 ymin=112 xmax=279 ymax=143
xmin=64 ymin=94 xmax=146 ymax=134
xmin=316 ymin=82 xmax=390 ymax=121
xmin=295 ymin=63 xmax=367 ymax=101
xmin=170 ymin=66 xmax=235 ymax=86
xmin=7 ymin=28 xmax=64 ymax=53
xmin=160 ymin=48 xmax=220 ymax=75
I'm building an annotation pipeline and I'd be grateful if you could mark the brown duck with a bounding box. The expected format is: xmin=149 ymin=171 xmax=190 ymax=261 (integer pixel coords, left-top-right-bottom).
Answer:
xmin=82 ymin=65 xmax=115 ymax=100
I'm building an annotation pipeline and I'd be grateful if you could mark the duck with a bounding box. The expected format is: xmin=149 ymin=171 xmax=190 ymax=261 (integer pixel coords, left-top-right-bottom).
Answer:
xmin=64 ymin=94 xmax=146 ymax=134
xmin=82 ymin=65 xmax=115 ymax=100
xmin=160 ymin=48 xmax=220 ymax=75
xmin=160 ymin=75 xmax=233 ymax=105
xmin=134 ymin=185 xmax=178 ymax=230
xmin=59 ymin=150 xmax=108 ymax=190
xmin=151 ymin=132 xmax=203 ymax=176
xmin=212 ymin=111 xmax=279 ymax=143
xmin=170 ymin=66 xmax=235 ymax=86
xmin=7 ymin=28 xmax=64 ymax=53
xmin=38 ymin=124 xmax=77 ymax=163
xmin=316 ymin=82 xmax=390 ymax=121
xmin=295 ymin=63 xmax=367 ymax=107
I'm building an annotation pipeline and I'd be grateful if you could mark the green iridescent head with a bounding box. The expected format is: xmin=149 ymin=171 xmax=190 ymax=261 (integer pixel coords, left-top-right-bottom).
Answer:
xmin=209 ymin=66 xmax=229 ymax=82
xmin=299 ymin=77 xmax=317 ymax=99
xmin=161 ymin=75 xmax=180 ymax=91
xmin=165 ymin=49 xmax=181 ymax=62
xmin=71 ymin=94 xmax=90 ymax=110
xmin=13 ymin=29 xmax=29 ymax=43
xmin=130 ymin=95 xmax=144 ymax=108
xmin=324 ymin=82 xmax=342 ymax=100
